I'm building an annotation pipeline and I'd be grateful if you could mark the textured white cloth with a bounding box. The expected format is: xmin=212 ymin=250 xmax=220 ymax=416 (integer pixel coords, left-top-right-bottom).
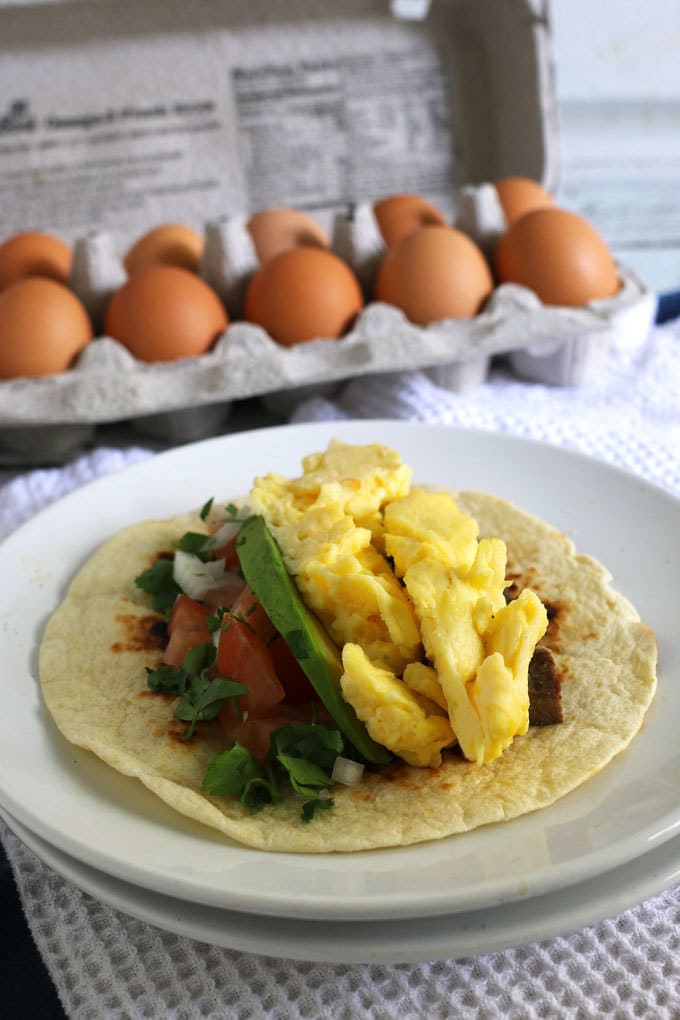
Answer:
xmin=291 ymin=323 xmax=680 ymax=497
xmin=1 ymin=320 xmax=679 ymax=1020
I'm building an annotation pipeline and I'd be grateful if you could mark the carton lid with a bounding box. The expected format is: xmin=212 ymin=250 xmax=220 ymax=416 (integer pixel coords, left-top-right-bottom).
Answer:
xmin=0 ymin=0 xmax=559 ymax=241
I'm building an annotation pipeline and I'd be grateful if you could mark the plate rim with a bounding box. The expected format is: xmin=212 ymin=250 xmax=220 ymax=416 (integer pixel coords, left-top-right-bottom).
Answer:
xmin=3 ymin=804 xmax=680 ymax=966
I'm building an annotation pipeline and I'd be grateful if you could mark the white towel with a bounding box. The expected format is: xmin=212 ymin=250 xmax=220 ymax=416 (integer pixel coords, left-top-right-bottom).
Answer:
xmin=1 ymin=319 xmax=679 ymax=1020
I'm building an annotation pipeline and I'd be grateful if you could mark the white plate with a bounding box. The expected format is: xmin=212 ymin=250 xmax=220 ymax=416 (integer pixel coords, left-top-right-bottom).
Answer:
xmin=0 ymin=420 xmax=678 ymax=923
xmin=3 ymin=804 xmax=680 ymax=965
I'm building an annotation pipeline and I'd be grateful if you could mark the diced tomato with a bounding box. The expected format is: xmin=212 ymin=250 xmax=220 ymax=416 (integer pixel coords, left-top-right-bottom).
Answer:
xmin=212 ymin=533 xmax=240 ymax=570
xmin=164 ymin=595 xmax=212 ymax=667
xmin=200 ymin=570 xmax=246 ymax=611
xmin=229 ymin=585 xmax=276 ymax=644
xmin=218 ymin=703 xmax=319 ymax=761
xmin=269 ymin=636 xmax=318 ymax=705
xmin=219 ymin=714 xmax=278 ymax=761
xmin=217 ymin=617 xmax=285 ymax=716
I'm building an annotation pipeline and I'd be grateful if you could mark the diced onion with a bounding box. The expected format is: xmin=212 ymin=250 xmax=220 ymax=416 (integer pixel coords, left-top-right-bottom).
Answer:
xmin=331 ymin=756 xmax=365 ymax=787
xmin=202 ymin=504 xmax=252 ymax=552
xmin=173 ymin=550 xmax=229 ymax=600
xmin=201 ymin=520 xmax=239 ymax=552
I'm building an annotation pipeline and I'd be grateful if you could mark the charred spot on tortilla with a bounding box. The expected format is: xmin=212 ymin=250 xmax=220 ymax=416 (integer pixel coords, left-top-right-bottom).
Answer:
xmin=543 ymin=600 xmax=561 ymax=623
xmin=537 ymin=599 xmax=565 ymax=655
xmin=165 ymin=719 xmax=197 ymax=746
xmin=138 ymin=689 xmax=175 ymax=703
xmin=361 ymin=760 xmax=424 ymax=789
xmin=538 ymin=597 xmax=565 ymax=636
xmin=150 ymin=618 xmax=169 ymax=642
xmin=360 ymin=755 xmax=461 ymax=790
xmin=504 ymin=573 xmax=523 ymax=601
xmin=503 ymin=569 xmax=548 ymax=611
xmin=111 ymin=612 xmax=167 ymax=653
xmin=351 ymin=789 xmax=375 ymax=804
xmin=148 ymin=718 xmax=201 ymax=749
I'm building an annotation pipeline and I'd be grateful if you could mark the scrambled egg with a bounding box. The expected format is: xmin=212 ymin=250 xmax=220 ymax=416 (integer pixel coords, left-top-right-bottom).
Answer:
xmin=384 ymin=488 xmax=548 ymax=764
xmin=341 ymin=644 xmax=454 ymax=767
xmin=251 ymin=442 xmax=548 ymax=768
xmin=250 ymin=441 xmax=421 ymax=674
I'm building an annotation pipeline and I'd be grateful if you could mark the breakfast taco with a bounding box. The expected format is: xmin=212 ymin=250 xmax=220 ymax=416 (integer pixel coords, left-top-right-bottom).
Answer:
xmin=38 ymin=441 xmax=657 ymax=852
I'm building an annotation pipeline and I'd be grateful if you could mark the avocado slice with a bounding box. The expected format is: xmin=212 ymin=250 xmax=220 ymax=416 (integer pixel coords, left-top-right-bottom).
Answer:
xmin=236 ymin=515 xmax=391 ymax=765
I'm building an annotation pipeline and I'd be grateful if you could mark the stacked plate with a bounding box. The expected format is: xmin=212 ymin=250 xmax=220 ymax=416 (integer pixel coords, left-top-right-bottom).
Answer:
xmin=1 ymin=420 xmax=679 ymax=964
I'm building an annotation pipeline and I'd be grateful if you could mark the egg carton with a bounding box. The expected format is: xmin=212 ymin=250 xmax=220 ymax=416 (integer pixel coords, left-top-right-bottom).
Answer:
xmin=0 ymin=198 xmax=655 ymax=465
xmin=0 ymin=0 xmax=658 ymax=464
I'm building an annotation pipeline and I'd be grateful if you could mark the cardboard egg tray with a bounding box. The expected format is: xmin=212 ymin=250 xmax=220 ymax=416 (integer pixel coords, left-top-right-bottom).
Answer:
xmin=0 ymin=0 xmax=657 ymax=463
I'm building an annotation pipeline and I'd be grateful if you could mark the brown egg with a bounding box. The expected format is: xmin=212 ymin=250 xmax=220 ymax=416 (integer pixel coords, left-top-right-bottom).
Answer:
xmin=247 ymin=208 xmax=330 ymax=265
xmin=495 ymin=208 xmax=620 ymax=307
xmin=0 ymin=277 xmax=92 ymax=378
xmin=0 ymin=231 xmax=72 ymax=292
xmin=124 ymin=224 xmax=204 ymax=276
xmin=374 ymin=194 xmax=448 ymax=248
xmin=105 ymin=266 xmax=228 ymax=361
xmin=244 ymin=247 xmax=363 ymax=346
xmin=374 ymin=225 xmax=494 ymax=323
xmin=493 ymin=177 xmax=553 ymax=225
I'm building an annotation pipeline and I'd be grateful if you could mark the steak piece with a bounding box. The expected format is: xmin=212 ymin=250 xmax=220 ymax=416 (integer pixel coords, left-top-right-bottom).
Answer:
xmin=528 ymin=645 xmax=563 ymax=726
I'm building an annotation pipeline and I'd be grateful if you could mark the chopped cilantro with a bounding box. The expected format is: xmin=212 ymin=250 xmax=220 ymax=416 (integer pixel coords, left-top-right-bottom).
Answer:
xmin=205 ymin=607 xmax=256 ymax=637
xmin=134 ymin=559 xmax=180 ymax=616
xmin=175 ymin=675 xmax=247 ymax=739
xmin=200 ymin=497 xmax=214 ymax=521
xmin=181 ymin=643 xmax=217 ymax=676
xmin=145 ymin=664 xmax=187 ymax=695
xmin=270 ymin=723 xmax=343 ymax=771
xmin=232 ymin=610 xmax=256 ymax=633
xmin=146 ymin=642 xmax=247 ymax=741
xmin=243 ymin=777 xmax=278 ymax=814
xmin=202 ymin=720 xmax=348 ymax=822
xmin=206 ymin=606 xmax=228 ymax=633
xmin=202 ymin=744 xmax=278 ymax=814
xmin=202 ymin=743 xmax=264 ymax=798
xmin=276 ymin=754 xmax=334 ymax=798
xmin=173 ymin=531 xmax=213 ymax=561
xmin=301 ymin=797 xmax=334 ymax=823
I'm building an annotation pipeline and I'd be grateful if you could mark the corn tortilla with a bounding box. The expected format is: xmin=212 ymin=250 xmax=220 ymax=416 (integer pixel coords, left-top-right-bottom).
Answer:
xmin=38 ymin=495 xmax=658 ymax=852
